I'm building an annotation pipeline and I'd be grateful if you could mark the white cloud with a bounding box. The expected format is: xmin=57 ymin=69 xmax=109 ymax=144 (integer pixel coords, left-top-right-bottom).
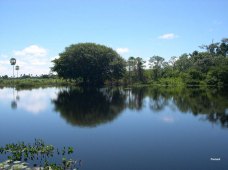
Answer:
xmin=0 ymin=59 xmax=10 ymax=76
xmin=116 ymin=48 xmax=129 ymax=54
xmin=0 ymin=59 xmax=9 ymax=65
xmin=14 ymin=45 xmax=47 ymax=57
xmin=0 ymin=45 xmax=56 ymax=76
xmin=0 ymin=54 xmax=9 ymax=59
xmin=0 ymin=66 xmax=8 ymax=75
xmin=158 ymin=33 xmax=178 ymax=40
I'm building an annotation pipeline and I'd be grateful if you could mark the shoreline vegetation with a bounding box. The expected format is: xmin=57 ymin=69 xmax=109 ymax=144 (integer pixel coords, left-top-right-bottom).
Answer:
xmin=0 ymin=77 xmax=74 ymax=89
xmin=0 ymin=76 xmax=226 ymax=90
xmin=1 ymin=39 xmax=228 ymax=89
xmin=50 ymin=41 xmax=228 ymax=87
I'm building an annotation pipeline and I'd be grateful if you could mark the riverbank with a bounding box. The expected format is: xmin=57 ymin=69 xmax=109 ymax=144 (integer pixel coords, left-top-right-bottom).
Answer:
xmin=0 ymin=78 xmax=75 ymax=89
xmin=0 ymin=77 xmax=226 ymax=90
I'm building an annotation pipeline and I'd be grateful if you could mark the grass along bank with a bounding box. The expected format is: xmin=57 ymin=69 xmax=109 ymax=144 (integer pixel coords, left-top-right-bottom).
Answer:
xmin=0 ymin=78 xmax=75 ymax=89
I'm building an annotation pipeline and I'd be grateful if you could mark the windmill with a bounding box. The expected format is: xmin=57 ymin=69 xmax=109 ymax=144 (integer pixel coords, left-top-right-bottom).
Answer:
xmin=10 ymin=58 xmax=16 ymax=78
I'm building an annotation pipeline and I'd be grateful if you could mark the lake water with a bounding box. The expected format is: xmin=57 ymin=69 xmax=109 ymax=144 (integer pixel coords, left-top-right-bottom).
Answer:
xmin=0 ymin=86 xmax=228 ymax=170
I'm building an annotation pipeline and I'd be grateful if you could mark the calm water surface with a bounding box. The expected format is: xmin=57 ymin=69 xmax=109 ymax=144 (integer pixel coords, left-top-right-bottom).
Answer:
xmin=0 ymin=86 xmax=228 ymax=170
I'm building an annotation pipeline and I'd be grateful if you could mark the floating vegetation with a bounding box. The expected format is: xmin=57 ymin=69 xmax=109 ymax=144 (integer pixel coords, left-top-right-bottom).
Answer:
xmin=0 ymin=139 xmax=80 ymax=170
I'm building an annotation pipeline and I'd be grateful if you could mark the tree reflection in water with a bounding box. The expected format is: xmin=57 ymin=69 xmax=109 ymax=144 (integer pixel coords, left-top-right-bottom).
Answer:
xmin=171 ymin=87 xmax=228 ymax=127
xmin=146 ymin=87 xmax=228 ymax=128
xmin=52 ymin=88 xmax=127 ymax=127
xmin=52 ymin=86 xmax=228 ymax=128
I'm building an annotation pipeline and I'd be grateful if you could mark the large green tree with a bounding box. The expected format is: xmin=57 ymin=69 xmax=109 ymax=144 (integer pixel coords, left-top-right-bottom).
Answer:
xmin=52 ymin=43 xmax=126 ymax=86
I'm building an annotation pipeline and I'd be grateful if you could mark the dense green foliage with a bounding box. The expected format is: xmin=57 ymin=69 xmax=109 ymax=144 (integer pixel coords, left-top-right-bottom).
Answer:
xmin=52 ymin=43 xmax=126 ymax=86
xmin=125 ymin=38 xmax=228 ymax=86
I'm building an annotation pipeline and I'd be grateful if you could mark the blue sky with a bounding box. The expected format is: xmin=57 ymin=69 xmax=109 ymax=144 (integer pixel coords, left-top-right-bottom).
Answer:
xmin=0 ymin=0 xmax=227 ymax=76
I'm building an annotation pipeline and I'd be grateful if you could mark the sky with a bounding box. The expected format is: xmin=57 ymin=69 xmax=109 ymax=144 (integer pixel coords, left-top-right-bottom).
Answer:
xmin=0 ymin=0 xmax=227 ymax=76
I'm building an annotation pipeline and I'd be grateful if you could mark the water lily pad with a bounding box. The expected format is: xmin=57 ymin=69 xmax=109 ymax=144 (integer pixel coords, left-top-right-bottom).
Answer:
xmin=0 ymin=139 xmax=78 ymax=170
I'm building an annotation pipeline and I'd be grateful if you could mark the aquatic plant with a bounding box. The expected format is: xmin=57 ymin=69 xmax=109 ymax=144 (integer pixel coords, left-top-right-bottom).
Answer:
xmin=0 ymin=139 xmax=79 ymax=170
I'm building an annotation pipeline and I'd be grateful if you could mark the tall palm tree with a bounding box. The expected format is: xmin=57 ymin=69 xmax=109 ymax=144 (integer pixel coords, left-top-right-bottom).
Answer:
xmin=15 ymin=65 xmax=20 ymax=78
xmin=10 ymin=58 xmax=16 ymax=78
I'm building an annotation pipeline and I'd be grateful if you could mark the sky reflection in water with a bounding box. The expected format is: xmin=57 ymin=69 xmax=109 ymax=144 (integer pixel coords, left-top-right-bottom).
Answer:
xmin=0 ymin=86 xmax=228 ymax=170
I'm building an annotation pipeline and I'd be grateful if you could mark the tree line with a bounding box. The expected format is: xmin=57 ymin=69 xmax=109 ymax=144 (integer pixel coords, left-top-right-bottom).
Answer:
xmin=51 ymin=39 xmax=228 ymax=86
xmin=124 ymin=38 xmax=228 ymax=86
